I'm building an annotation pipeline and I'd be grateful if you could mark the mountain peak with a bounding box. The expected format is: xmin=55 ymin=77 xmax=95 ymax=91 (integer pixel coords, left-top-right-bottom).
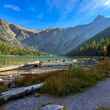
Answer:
xmin=96 ymin=15 xmax=105 ymax=18
xmin=94 ymin=15 xmax=107 ymax=22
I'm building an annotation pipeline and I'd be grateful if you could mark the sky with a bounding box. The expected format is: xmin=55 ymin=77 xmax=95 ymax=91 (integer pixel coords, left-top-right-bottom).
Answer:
xmin=0 ymin=0 xmax=110 ymax=30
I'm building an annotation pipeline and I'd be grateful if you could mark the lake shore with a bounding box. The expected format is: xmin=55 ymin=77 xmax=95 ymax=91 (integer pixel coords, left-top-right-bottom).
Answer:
xmin=1 ymin=78 xmax=110 ymax=110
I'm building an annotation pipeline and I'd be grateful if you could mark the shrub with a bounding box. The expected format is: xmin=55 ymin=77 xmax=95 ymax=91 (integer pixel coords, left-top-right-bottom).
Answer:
xmin=0 ymin=85 xmax=8 ymax=92
xmin=15 ymin=70 xmax=65 ymax=87
xmin=15 ymin=59 xmax=110 ymax=97
xmin=96 ymin=58 xmax=110 ymax=75
xmin=40 ymin=61 xmax=109 ymax=97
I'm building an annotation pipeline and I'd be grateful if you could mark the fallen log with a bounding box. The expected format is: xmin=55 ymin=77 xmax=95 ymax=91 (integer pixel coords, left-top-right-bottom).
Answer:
xmin=0 ymin=61 xmax=41 ymax=72
xmin=0 ymin=83 xmax=44 ymax=105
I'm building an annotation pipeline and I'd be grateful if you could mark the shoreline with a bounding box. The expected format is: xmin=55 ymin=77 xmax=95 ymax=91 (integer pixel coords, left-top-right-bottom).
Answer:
xmin=1 ymin=79 xmax=110 ymax=110
xmin=0 ymin=83 xmax=44 ymax=105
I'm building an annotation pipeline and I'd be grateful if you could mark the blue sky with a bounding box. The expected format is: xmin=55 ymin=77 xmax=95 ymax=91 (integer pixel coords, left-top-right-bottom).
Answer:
xmin=0 ymin=0 xmax=110 ymax=29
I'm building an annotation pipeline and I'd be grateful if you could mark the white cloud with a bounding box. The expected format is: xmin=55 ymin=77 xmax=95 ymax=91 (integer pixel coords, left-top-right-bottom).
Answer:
xmin=4 ymin=4 xmax=21 ymax=12
xmin=103 ymin=0 xmax=110 ymax=7
xmin=43 ymin=0 xmax=110 ymax=26
xmin=79 ymin=0 xmax=110 ymax=15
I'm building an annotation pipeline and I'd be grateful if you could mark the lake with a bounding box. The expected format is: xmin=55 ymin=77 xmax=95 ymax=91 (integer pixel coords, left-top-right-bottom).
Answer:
xmin=0 ymin=55 xmax=71 ymax=67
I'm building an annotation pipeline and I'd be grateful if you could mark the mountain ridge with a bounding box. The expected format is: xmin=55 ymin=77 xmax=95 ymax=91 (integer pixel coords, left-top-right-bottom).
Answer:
xmin=22 ymin=15 xmax=110 ymax=55
xmin=0 ymin=15 xmax=110 ymax=56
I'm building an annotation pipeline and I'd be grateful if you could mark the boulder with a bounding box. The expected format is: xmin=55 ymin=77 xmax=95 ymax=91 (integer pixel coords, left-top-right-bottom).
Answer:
xmin=41 ymin=104 xmax=64 ymax=110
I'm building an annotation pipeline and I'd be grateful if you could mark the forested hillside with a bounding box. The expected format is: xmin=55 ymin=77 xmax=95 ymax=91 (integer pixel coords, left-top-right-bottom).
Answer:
xmin=79 ymin=37 xmax=110 ymax=56
xmin=0 ymin=41 xmax=40 ymax=55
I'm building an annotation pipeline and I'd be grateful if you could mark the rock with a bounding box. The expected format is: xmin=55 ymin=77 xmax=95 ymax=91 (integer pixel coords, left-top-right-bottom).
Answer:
xmin=41 ymin=104 xmax=64 ymax=110
xmin=0 ymin=19 xmax=21 ymax=46
xmin=34 ymin=93 xmax=41 ymax=97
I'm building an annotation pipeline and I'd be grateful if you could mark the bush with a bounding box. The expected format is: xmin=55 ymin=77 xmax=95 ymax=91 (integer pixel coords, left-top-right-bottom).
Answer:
xmin=96 ymin=58 xmax=110 ymax=75
xmin=0 ymin=41 xmax=40 ymax=56
xmin=40 ymin=62 xmax=109 ymax=96
xmin=15 ymin=70 xmax=65 ymax=87
xmin=0 ymin=85 xmax=8 ymax=92
xmin=15 ymin=77 xmax=41 ymax=87
xmin=15 ymin=59 xmax=110 ymax=97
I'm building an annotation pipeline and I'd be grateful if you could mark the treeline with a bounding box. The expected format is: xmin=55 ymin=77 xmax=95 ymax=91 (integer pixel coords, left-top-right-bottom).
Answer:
xmin=0 ymin=41 xmax=40 ymax=55
xmin=79 ymin=37 xmax=110 ymax=56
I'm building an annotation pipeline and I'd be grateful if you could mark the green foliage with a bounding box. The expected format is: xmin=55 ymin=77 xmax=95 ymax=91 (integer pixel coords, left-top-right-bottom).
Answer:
xmin=80 ymin=37 xmax=110 ymax=55
xmin=0 ymin=85 xmax=8 ymax=92
xmin=15 ymin=71 xmax=64 ymax=87
xmin=0 ymin=41 xmax=40 ymax=55
xmin=40 ymin=60 xmax=110 ymax=96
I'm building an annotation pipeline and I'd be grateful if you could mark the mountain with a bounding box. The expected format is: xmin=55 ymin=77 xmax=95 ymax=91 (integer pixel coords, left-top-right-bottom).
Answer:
xmin=0 ymin=19 xmax=21 ymax=46
xmin=22 ymin=15 xmax=110 ymax=55
xmin=0 ymin=19 xmax=40 ymax=55
xmin=68 ymin=27 xmax=110 ymax=56
xmin=1 ymin=15 xmax=110 ymax=56
xmin=9 ymin=24 xmax=39 ymax=44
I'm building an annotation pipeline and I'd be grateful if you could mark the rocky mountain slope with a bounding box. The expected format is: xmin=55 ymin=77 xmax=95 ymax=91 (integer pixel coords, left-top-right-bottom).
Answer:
xmin=22 ymin=15 xmax=110 ymax=55
xmin=68 ymin=27 xmax=110 ymax=56
xmin=9 ymin=24 xmax=39 ymax=45
xmin=0 ymin=19 xmax=21 ymax=46
xmin=1 ymin=15 xmax=110 ymax=56
xmin=0 ymin=19 xmax=40 ymax=55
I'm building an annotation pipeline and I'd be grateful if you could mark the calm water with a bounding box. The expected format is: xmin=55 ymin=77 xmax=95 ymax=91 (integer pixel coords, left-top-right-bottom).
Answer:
xmin=0 ymin=55 xmax=71 ymax=67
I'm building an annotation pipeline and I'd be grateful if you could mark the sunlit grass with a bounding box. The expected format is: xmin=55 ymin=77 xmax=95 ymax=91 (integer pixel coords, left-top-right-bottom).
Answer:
xmin=40 ymin=59 xmax=110 ymax=96
xmin=0 ymin=55 xmax=36 ymax=67
xmin=0 ymin=85 xmax=8 ymax=92
xmin=2 ymin=58 xmax=110 ymax=97
xmin=0 ymin=54 xmax=62 ymax=67
xmin=15 ymin=70 xmax=65 ymax=87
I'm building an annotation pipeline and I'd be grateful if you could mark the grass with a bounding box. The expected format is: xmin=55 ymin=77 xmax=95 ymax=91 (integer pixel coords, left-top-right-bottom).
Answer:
xmin=0 ymin=54 xmax=59 ymax=67
xmin=15 ymin=70 xmax=65 ymax=87
xmin=2 ymin=58 xmax=110 ymax=97
xmin=0 ymin=55 xmax=38 ymax=67
xmin=0 ymin=85 xmax=8 ymax=92
xmin=39 ymin=59 xmax=110 ymax=96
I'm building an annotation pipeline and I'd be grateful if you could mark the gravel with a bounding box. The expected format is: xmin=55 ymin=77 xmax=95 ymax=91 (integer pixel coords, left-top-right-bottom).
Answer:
xmin=1 ymin=79 xmax=110 ymax=110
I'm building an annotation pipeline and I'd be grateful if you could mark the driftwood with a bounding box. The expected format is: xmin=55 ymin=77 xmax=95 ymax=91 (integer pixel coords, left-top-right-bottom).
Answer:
xmin=0 ymin=83 xmax=44 ymax=105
